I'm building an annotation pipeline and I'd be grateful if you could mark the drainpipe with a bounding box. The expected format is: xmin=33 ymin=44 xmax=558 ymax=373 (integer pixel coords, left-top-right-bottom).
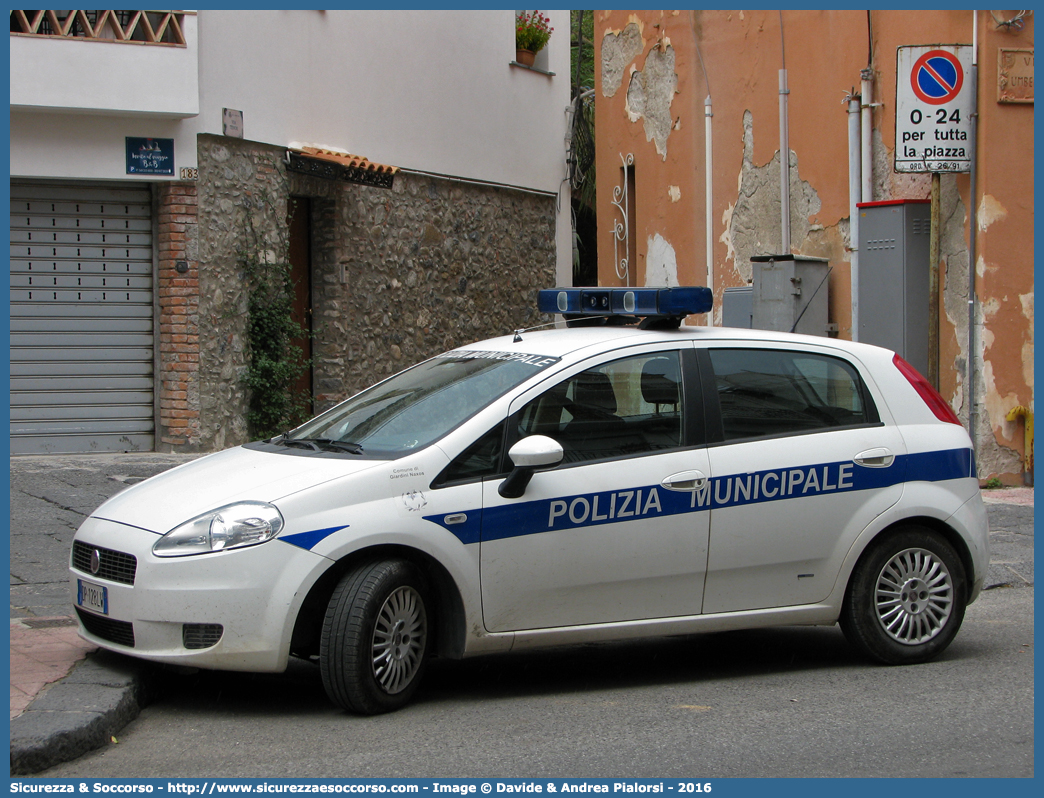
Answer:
xmin=860 ymin=69 xmax=873 ymax=202
xmin=779 ymin=68 xmax=791 ymax=254
xmin=705 ymin=95 xmax=714 ymax=322
xmin=968 ymin=10 xmax=980 ymax=451
xmin=929 ymin=174 xmax=941 ymax=388
xmin=778 ymin=9 xmax=790 ymax=254
xmin=692 ymin=14 xmax=715 ymax=324
xmin=847 ymin=94 xmax=862 ymax=340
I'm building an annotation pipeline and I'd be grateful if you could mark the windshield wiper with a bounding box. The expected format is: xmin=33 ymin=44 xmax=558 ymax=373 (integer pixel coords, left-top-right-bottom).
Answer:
xmin=279 ymin=437 xmax=364 ymax=454
xmin=316 ymin=439 xmax=364 ymax=454
xmin=279 ymin=438 xmax=321 ymax=451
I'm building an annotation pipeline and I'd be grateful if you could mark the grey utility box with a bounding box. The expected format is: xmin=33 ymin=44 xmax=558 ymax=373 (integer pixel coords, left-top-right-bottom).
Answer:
xmin=751 ymin=254 xmax=830 ymax=337
xmin=722 ymin=286 xmax=753 ymax=328
xmin=857 ymin=200 xmax=930 ymax=375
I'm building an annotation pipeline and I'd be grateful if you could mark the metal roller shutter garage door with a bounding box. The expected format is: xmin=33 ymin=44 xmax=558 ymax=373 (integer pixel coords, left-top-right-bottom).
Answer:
xmin=10 ymin=182 xmax=155 ymax=454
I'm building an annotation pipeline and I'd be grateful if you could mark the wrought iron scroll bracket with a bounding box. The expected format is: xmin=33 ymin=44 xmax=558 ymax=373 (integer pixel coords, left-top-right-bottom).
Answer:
xmin=612 ymin=153 xmax=634 ymax=284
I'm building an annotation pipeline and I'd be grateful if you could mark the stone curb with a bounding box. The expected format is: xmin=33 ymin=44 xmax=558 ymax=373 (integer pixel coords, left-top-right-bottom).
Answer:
xmin=10 ymin=651 xmax=154 ymax=775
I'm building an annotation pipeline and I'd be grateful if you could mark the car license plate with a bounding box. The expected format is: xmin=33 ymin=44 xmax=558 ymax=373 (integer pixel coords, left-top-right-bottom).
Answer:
xmin=77 ymin=579 xmax=108 ymax=615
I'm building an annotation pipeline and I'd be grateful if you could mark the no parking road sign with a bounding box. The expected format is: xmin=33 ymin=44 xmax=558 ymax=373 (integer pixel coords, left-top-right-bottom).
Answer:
xmin=896 ymin=45 xmax=974 ymax=173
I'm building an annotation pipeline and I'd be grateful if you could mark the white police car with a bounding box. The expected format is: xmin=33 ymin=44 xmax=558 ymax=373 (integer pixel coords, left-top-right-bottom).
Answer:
xmin=71 ymin=287 xmax=989 ymax=714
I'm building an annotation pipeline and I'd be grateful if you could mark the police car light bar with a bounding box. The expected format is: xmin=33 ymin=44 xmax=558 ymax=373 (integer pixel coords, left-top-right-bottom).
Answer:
xmin=537 ymin=287 xmax=713 ymax=319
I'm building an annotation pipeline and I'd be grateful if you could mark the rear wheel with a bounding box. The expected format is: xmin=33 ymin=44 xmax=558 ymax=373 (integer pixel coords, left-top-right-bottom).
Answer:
xmin=840 ymin=526 xmax=967 ymax=664
xmin=320 ymin=559 xmax=429 ymax=714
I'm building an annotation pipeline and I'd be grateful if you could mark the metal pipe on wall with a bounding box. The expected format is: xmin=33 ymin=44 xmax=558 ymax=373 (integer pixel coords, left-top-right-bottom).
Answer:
xmin=847 ymin=95 xmax=862 ymax=340
xmin=860 ymin=70 xmax=873 ymax=202
xmin=691 ymin=13 xmax=715 ymax=325
xmin=779 ymin=69 xmax=791 ymax=253
xmin=778 ymin=12 xmax=791 ymax=255
xmin=929 ymin=174 xmax=941 ymax=388
xmin=967 ymin=11 xmax=980 ymax=450
xmin=705 ymin=95 xmax=714 ymax=323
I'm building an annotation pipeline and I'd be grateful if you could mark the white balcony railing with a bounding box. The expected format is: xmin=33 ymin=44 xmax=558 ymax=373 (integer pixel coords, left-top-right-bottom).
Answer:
xmin=10 ymin=10 xmax=189 ymax=46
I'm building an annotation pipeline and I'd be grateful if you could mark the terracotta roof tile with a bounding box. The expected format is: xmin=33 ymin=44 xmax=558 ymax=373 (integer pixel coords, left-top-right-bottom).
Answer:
xmin=294 ymin=147 xmax=399 ymax=175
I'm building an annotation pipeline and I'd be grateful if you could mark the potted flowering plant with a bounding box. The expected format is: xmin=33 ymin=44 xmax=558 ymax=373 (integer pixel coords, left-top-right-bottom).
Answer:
xmin=516 ymin=10 xmax=552 ymax=66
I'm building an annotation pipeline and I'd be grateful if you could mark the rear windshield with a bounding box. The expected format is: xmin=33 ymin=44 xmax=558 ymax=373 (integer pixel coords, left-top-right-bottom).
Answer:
xmin=285 ymin=349 xmax=559 ymax=456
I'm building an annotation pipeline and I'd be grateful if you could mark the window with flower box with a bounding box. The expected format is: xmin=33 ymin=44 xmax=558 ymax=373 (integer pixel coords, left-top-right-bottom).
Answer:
xmin=513 ymin=9 xmax=555 ymax=75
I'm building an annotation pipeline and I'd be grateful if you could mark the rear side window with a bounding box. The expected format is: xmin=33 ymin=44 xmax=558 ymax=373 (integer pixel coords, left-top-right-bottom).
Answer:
xmin=707 ymin=348 xmax=877 ymax=441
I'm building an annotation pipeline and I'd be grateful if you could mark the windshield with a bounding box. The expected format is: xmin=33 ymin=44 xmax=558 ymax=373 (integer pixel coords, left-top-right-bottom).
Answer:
xmin=286 ymin=349 xmax=560 ymax=456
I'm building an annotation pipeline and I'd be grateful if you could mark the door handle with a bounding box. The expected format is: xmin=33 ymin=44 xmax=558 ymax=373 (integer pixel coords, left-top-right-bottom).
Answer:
xmin=854 ymin=448 xmax=895 ymax=468
xmin=662 ymin=470 xmax=708 ymax=491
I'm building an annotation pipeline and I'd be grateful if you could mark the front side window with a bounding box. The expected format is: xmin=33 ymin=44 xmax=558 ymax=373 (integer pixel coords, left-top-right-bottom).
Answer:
xmin=516 ymin=351 xmax=685 ymax=464
xmin=707 ymin=348 xmax=876 ymax=441
xmin=286 ymin=350 xmax=558 ymax=456
xmin=435 ymin=349 xmax=687 ymax=485
xmin=435 ymin=421 xmax=508 ymax=486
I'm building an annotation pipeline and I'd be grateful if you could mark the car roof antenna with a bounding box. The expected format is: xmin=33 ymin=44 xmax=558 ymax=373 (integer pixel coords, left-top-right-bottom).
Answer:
xmin=510 ymin=319 xmax=558 ymax=343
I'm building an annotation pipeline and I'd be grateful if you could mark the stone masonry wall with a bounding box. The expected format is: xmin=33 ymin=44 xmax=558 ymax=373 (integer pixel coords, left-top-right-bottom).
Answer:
xmin=308 ymin=170 xmax=556 ymax=413
xmin=195 ymin=136 xmax=288 ymax=451
xmin=192 ymin=134 xmax=557 ymax=450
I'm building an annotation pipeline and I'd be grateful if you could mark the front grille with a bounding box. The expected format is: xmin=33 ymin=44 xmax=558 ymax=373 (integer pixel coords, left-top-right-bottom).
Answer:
xmin=183 ymin=623 xmax=224 ymax=650
xmin=75 ymin=607 xmax=135 ymax=648
xmin=72 ymin=541 xmax=137 ymax=585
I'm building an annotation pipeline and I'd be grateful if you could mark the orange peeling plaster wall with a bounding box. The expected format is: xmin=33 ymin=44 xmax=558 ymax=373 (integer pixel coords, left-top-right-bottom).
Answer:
xmin=595 ymin=9 xmax=1033 ymax=481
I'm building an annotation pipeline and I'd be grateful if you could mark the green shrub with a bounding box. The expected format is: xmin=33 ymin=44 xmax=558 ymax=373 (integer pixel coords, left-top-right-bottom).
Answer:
xmin=240 ymin=200 xmax=312 ymax=440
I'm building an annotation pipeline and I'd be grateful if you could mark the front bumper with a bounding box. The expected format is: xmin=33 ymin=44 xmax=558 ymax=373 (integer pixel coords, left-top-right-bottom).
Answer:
xmin=70 ymin=516 xmax=332 ymax=672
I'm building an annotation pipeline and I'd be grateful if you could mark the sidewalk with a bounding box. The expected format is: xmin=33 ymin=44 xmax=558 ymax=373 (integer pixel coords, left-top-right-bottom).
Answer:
xmin=980 ymin=486 xmax=1035 ymax=506
xmin=8 ymin=471 xmax=1034 ymax=773
xmin=9 ymin=632 xmax=153 ymax=775
xmin=10 ymin=617 xmax=94 ymax=719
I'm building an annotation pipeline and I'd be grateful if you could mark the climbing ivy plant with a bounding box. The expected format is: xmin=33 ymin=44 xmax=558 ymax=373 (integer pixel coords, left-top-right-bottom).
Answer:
xmin=240 ymin=197 xmax=312 ymax=440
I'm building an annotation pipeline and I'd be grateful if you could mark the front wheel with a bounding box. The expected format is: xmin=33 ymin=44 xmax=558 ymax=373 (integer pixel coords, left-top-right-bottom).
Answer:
xmin=840 ymin=526 xmax=967 ymax=665
xmin=320 ymin=559 xmax=430 ymax=714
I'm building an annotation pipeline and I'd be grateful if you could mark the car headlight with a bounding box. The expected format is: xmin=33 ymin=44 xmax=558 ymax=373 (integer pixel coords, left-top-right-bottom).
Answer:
xmin=153 ymin=502 xmax=285 ymax=557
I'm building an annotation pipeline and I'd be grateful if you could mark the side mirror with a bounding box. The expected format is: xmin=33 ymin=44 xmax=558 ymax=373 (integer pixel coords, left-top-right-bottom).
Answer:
xmin=498 ymin=435 xmax=564 ymax=499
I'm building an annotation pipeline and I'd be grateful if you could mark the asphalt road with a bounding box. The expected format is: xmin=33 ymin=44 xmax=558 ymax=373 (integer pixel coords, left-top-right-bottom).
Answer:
xmin=11 ymin=455 xmax=1034 ymax=778
xmin=33 ymin=587 xmax=1034 ymax=778
xmin=10 ymin=453 xmax=200 ymax=619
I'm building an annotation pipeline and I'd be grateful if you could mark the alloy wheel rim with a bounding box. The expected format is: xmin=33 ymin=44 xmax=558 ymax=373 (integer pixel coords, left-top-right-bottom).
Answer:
xmin=874 ymin=547 xmax=953 ymax=645
xmin=371 ymin=585 xmax=426 ymax=694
